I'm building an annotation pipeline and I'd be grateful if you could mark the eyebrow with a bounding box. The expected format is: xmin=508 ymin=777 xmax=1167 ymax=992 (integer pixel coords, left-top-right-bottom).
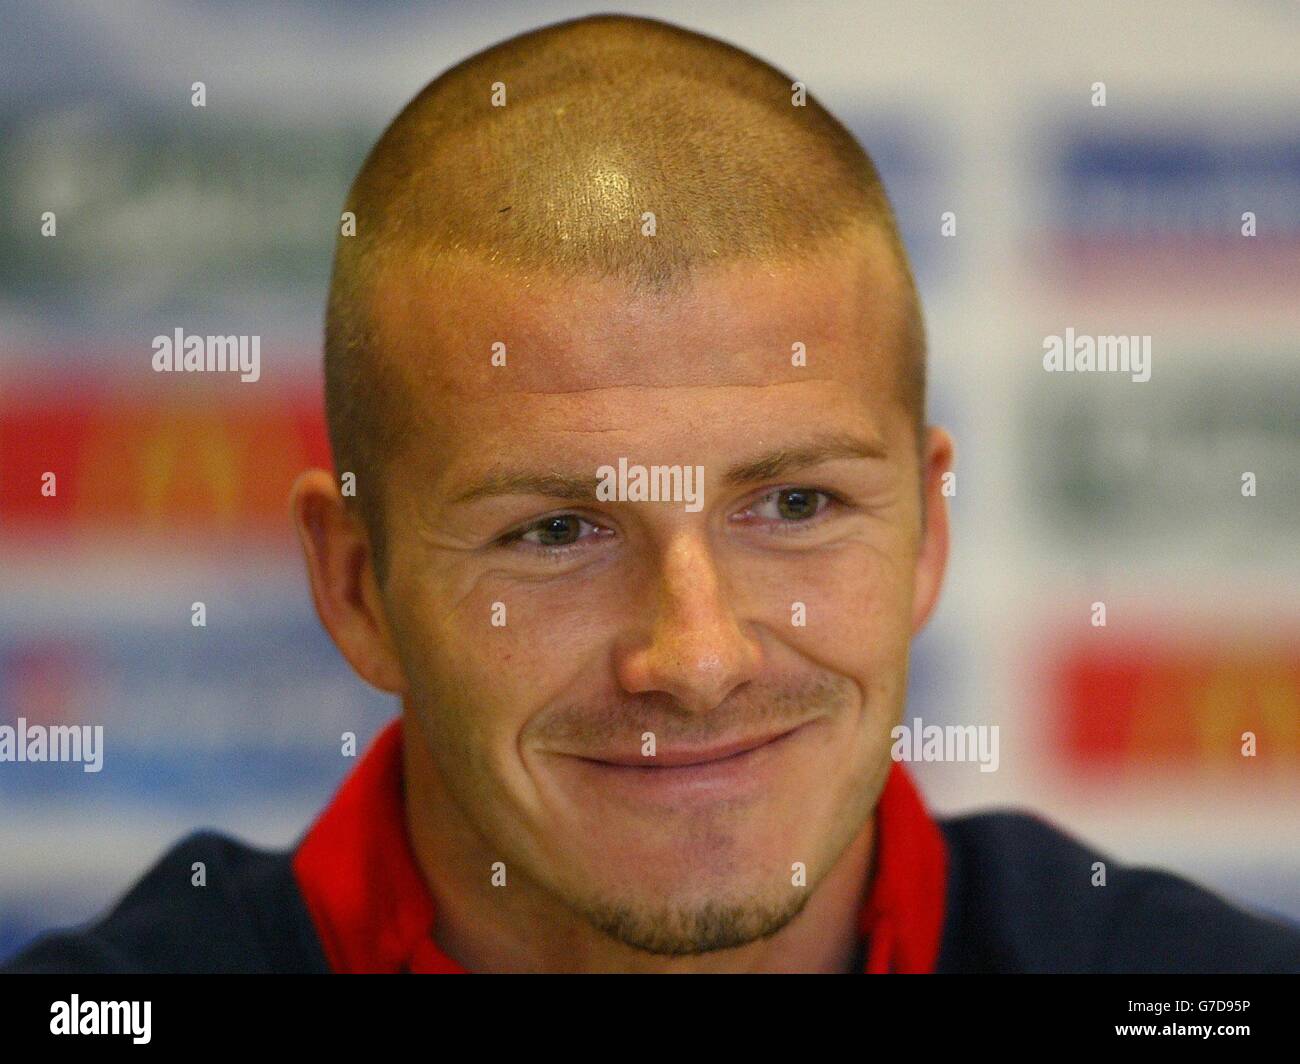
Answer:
xmin=720 ymin=431 xmax=888 ymax=487
xmin=449 ymin=430 xmax=888 ymax=506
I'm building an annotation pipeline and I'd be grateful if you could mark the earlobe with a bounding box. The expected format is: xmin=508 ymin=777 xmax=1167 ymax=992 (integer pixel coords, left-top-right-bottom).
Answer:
xmin=911 ymin=427 xmax=955 ymax=636
xmin=290 ymin=469 xmax=408 ymax=695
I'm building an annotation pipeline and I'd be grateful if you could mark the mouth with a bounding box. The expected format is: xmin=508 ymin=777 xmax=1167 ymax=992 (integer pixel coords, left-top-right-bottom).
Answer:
xmin=575 ymin=724 xmax=807 ymax=769
xmin=553 ymin=721 xmax=815 ymax=807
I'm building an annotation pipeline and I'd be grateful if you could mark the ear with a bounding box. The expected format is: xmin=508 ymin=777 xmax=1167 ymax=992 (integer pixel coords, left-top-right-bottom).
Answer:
xmin=911 ymin=426 xmax=955 ymax=635
xmin=290 ymin=469 xmax=408 ymax=694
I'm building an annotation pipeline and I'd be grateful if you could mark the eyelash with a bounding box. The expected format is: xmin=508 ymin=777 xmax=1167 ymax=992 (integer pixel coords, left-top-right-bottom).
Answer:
xmin=499 ymin=487 xmax=845 ymax=558
xmin=500 ymin=515 xmax=607 ymax=561
xmin=740 ymin=487 xmax=842 ymax=533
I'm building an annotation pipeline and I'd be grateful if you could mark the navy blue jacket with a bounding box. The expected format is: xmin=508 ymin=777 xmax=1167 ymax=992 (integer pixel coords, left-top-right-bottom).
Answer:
xmin=4 ymin=811 xmax=1298 ymax=973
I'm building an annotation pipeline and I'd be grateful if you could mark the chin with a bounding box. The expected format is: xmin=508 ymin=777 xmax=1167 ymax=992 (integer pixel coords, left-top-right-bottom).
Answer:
xmin=575 ymin=880 xmax=813 ymax=957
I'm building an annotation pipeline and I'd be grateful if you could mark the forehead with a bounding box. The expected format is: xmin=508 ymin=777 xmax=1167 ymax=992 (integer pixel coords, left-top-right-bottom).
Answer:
xmin=367 ymin=228 xmax=911 ymax=406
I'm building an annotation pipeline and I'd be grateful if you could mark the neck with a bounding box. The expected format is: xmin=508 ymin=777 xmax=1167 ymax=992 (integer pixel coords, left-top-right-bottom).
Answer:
xmin=402 ymin=714 xmax=876 ymax=974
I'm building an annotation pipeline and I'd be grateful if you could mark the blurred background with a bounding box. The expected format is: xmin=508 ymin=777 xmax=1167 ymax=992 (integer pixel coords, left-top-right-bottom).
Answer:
xmin=1 ymin=0 xmax=1297 ymax=962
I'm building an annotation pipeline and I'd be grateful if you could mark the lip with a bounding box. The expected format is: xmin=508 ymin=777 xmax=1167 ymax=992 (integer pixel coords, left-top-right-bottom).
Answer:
xmin=551 ymin=721 xmax=814 ymax=808
xmin=575 ymin=725 xmax=806 ymax=768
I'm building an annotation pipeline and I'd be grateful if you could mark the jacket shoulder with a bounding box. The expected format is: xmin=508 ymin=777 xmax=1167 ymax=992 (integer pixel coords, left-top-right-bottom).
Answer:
xmin=936 ymin=809 xmax=1300 ymax=973
xmin=1 ymin=831 xmax=328 ymax=974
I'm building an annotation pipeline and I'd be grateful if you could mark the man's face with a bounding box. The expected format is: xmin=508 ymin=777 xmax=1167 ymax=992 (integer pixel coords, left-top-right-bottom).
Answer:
xmin=365 ymin=230 xmax=943 ymax=954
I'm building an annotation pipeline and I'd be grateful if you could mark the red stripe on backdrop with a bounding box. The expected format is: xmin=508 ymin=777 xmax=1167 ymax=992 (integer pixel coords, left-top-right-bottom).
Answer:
xmin=0 ymin=374 xmax=332 ymax=537
xmin=1053 ymin=634 xmax=1300 ymax=770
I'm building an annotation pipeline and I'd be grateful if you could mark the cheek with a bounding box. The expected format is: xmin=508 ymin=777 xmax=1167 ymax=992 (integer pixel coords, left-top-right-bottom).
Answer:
xmin=388 ymin=569 xmax=611 ymax=751
xmin=751 ymin=537 xmax=915 ymax=667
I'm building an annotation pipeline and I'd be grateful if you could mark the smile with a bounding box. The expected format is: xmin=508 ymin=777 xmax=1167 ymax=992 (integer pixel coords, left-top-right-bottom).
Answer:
xmin=554 ymin=722 xmax=815 ymax=806
xmin=577 ymin=724 xmax=807 ymax=768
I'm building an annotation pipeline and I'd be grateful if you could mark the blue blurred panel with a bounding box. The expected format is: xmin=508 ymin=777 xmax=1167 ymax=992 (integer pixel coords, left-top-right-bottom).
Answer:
xmin=0 ymin=603 xmax=394 ymax=808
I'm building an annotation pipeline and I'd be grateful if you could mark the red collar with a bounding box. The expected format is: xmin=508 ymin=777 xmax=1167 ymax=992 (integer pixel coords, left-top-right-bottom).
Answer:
xmin=292 ymin=717 xmax=947 ymax=973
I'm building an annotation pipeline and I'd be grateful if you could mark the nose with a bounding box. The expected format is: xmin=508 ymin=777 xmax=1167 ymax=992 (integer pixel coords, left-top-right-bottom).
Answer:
xmin=612 ymin=531 xmax=763 ymax=715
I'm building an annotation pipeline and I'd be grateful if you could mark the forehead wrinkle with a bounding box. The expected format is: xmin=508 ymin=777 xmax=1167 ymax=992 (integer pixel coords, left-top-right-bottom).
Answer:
xmin=450 ymin=378 xmax=849 ymax=399
xmin=370 ymin=241 xmax=897 ymax=375
xmin=365 ymin=244 xmax=913 ymax=466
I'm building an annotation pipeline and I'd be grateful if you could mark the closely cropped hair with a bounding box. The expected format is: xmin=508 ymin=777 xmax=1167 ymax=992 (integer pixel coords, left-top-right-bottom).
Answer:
xmin=325 ymin=13 xmax=925 ymax=582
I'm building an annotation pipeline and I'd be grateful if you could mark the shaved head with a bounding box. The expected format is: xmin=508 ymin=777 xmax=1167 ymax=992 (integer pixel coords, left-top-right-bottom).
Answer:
xmin=324 ymin=12 xmax=925 ymax=578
